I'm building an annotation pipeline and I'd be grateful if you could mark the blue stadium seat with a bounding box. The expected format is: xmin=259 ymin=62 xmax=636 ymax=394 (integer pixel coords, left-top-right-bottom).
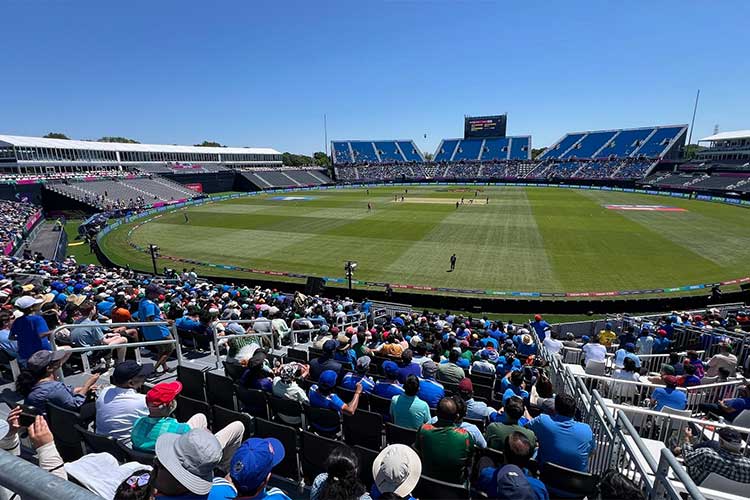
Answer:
xmin=509 ymin=137 xmax=530 ymax=159
xmin=540 ymin=133 xmax=586 ymax=159
xmin=562 ymin=131 xmax=617 ymax=159
xmin=397 ymin=141 xmax=423 ymax=162
xmin=374 ymin=141 xmax=404 ymax=162
xmin=350 ymin=142 xmax=379 ymax=163
xmin=332 ymin=142 xmax=353 ymax=163
xmin=452 ymin=139 xmax=483 ymax=161
xmin=481 ymin=137 xmax=510 ymax=160
xmin=635 ymin=126 xmax=685 ymax=157
xmin=435 ymin=139 xmax=459 ymax=162
xmin=596 ymin=128 xmax=654 ymax=158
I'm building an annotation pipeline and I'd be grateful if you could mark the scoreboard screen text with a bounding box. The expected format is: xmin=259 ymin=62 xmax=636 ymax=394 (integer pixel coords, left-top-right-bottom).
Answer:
xmin=464 ymin=115 xmax=507 ymax=138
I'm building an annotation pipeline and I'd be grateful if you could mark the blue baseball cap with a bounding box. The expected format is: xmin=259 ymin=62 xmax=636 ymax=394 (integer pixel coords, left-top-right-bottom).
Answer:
xmin=319 ymin=369 xmax=337 ymax=389
xmin=322 ymin=339 xmax=338 ymax=354
xmin=383 ymin=361 xmax=399 ymax=378
xmin=230 ymin=438 xmax=285 ymax=494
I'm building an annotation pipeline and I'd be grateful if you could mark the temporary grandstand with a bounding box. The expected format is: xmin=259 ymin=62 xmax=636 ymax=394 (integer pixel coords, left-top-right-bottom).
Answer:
xmin=434 ymin=136 xmax=532 ymax=161
xmin=331 ymin=139 xmax=425 ymax=164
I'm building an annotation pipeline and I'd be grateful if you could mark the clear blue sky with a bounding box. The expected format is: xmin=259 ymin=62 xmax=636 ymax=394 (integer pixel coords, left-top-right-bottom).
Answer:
xmin=3 ymin=1 xmax=748 ymax=156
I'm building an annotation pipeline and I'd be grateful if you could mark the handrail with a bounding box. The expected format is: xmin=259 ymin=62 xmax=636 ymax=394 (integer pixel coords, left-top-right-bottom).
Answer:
xmin=0 ymin=449 xmax=101 ymax=500
xmin=653 ymin=448 xmax=705 ymax=500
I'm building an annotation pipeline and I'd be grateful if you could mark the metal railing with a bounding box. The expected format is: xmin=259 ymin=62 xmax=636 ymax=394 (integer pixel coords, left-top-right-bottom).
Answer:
xmin=0 ymin=449 xmax=101 ymax=500
xmin=50 ymin=321 xmax=183 ymax=381
xmin=558 ymin=345 xmax=708 ymax=373
xmin=652 ymin=448 xmax=706 ymax=500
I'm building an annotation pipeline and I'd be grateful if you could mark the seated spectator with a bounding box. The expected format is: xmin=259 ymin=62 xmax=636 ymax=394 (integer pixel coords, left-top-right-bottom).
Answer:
xmin=0 ymin=310 xmax=18 ymax=359
xmin=96 ymin=360 xmax=152 ymax=444
xmin=477 ymin=431 xmax=548 ymax=500
xmin=470 ymin=350 xmax=496 ymax=374
xmin=377 ymin=333 xmax=404 ymax=357
xmin=131 ymin=381 xmax=244 ymax=470
xmin=272 ymin=362 xmax=310 ymax=424
xmin=334 ymin=334 xmax=356 ymax=369
xmin=652 ymin=329 xmax=671 ymax=354
xmin=371 ymin=444 xmax=421 ymax=499
xmin=152 ymin=429 xmax=223 ymax=498
xmin=309 ymin=370 xmax=362 ymax=427
xmin=310 ymin=445 xmax=369 ymax=500
xmin=341 ymin=355 xmax=376 ymax=393
xmin=581 ymin=335 xmax=606 ymax=369
xmin=526 ymin=394 xmax=595 ymax=472
xmin=239 ymin=349 xmax=275 ymax=392
xmin=598 ymin=469 xmax=646 ymax=500
xmin=396 ymin=349 xmax=421 ymax=383
xmin=699 ymin=383 xmax=750 ymax=422
xmin=682 ymin=427 xmax=750 ymax=485
xmin=415 ymin=396 xmax=475 ymax=484
xmin=373 ymin=361 xmax=405 ymax=399
xmin=70 ymin=300 xmax=129 ymax=364
xmin=635 ymin=328 xmax=654 ymax=354
xmin=705 ymin=343 xmax=737 ymax=378
xmin=517 ymin=334 xmax=537 ymax=358
xmin=207 ymin=437 xmax=292 ymax=500
xmin=309 ymin=339 xmax=343 ymax=381
xmin=437 ymin=349 xmax=465 ymax=384
xmin=679 ymin=363 xmax=701 ymax=387
xmin=456 ymin=378 xmax=498 ymax=421
xmin=10 ymin=295 xmax=52 ymax=364
xmin=411 ymin=342 xmax=429 ymax=365
xmin=17 ymin=350 xmax=100 ymax=416
xmin=668 ymin=352 xmax=685 ymax=376
xmin=531 ymin=372 xmax=555 ymax=414
xmin=390 ymin=375 xmax=431 ymax=430
xmin=598 ymin=322 xmax=617 ymax=347
xmin=542 ymin=331 xmax=563 ymax=356
xmin=650 ymin=375 xmax=687 ymax=411
xmin=486 ymin=396 xmax=536 ymax=450
xmin=417 ymin=360 xmax=444 ymax=408
xmin=613 ymin=343 xmax=640 ymax=370
xmin=685 ymin=350 xmax=705 ymax=378
xmin=612 ymin=357 xmax=641 ymax=401
xmin=501 ymin=370 xmax=530 ymax=405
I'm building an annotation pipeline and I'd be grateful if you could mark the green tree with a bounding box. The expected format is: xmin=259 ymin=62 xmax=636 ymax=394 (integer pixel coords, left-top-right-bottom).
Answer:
xmin=98 ymin=136 xmax=140 ymax=144
xmin=194 ymin=141 xmax=223 ymax=147
xmin=282 ymin=152 xmax=313 ymax=166
xmin=43 ymin=132 xmax=69 ymax=139
xmin=683 ymin=143 xmax=705 ymax=159
xmin=531 ymin=147 xmax=546 ymax=160
xmin=313 ymin=151 xmax=331 ymax=167
xmin=423 ymin=152 xmax=434 ymax=161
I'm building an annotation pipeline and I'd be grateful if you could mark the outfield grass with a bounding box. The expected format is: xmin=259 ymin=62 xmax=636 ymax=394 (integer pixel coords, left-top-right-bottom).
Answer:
xmin=64 ymin=219 xmax=102 ymax=266
xmin=99 ymin=186 xmax=750 ymax=297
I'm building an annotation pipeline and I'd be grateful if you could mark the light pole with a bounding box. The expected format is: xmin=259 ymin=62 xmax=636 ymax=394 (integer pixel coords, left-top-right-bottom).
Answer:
xmin=148 ymin=244 xmax=159 ymax=276
xmin=344 ymin=261 xmax=357 ymax=291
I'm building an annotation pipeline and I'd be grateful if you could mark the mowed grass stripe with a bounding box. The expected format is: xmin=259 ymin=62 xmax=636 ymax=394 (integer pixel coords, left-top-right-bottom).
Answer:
xmin=386 ymin=188 xmax=562 ymax=290
xmin=579 ymin=191 xmax=750 ymax=268
xmin=528 ymin=188 xmax=727 ymax=291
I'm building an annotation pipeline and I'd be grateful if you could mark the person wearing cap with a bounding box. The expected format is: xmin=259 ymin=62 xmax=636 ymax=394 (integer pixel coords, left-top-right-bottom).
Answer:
xmin=470 ymin=349 xmax=497 ymax=375
xmin=417 ymin=360 xmax=445 ymax=409
xmin=309 ymin=338 xmax=343 ymax=382
xmin=131 ymin=381 xmax=244 ymax=467
xmin=530 ymin=314 xmax=550 ymax=343
xmin=455 ymin=377 xmax=499 ymax=421
xmin=650 ymin=374 xmax=687 ymax=411
xmin=308 ymin=370 xmax=362 ymax=431
xmin=526 ymin=394 xmax=595 ymax=472
xmin=598 ymin=322 xmax=617 ymax=347
xmin=635 ymin=327 xmax=654 ymax=355
xmin=95 ymin=360 xmax=152 ymax=444
xmin=9 ymin=295 xmax=51 ymax=363
xmin=272 ymin=363 xmax=310 ymax=425
xmin=681 ymin=426 xmax=750 ymax=485
xmin=206 ymin=437 xmax=292 ymax=500
xmin=138 ymin=284 xmax=174 ymax=375
xmin=436 ymin=349 xmax=465 ymax=384
xmin=390 ymin=375 xmax=431 ymax=430
xmin=652 ymin=329 xmax=671 ymax=354
xmin=613 ymin=342 xmax=641 ymax=370
xmin=370 ymin=444 xmax=421 ymax=500
xmin=341 ymin=355 xmax=376 ymax=393
xmin=699 ymin=384 xmax=750 ymax=423
xmin=373 ymin=361 xmax=405 ymax=400
xmin=333 ymin=334 xmax=357 ymax=369
xmin=478 ymin=431 xmax=547 ymax=500
xmin=16 ymin=349 xmax=100 ymax=415
xmin=415 ymin=396 xmax=475 ymax=484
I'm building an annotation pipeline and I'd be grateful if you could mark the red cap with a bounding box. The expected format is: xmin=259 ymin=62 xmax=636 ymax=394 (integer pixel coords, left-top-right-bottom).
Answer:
xmin=657 ymin=329 xmax=668 ymax=337
xmin=458 ymin=378 xmax=473 ymax=392
xmin=662 ymin=375 xmax=680 ymax=386
xmin=330 ymin=326 xmax=340 ymax=334
xmin=146 ymin=381 xmax=182 ymax=406
xmin=534 ymin=314 xmax=542 ymax=321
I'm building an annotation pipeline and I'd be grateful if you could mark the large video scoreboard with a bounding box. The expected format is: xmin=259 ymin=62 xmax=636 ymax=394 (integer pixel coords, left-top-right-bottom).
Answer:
xmin=464 ymin=114 xmax=507 ymax=139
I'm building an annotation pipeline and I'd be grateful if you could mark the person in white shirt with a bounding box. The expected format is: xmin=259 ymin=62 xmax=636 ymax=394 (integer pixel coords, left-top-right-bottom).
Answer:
xmin=543 ymin=331 xmax=564 ymax=356
xmin=636 ymin=329 xmax=654 ymax=355
xmin=705 ymin=343 xmax=738 ymax=378
xmin=95 ymin=361 xmax=151 ymax=444
xmin=582 ymin=335 xmax=607 ymax=366
xmin=470 ymin=351 xmax=496 ymax=375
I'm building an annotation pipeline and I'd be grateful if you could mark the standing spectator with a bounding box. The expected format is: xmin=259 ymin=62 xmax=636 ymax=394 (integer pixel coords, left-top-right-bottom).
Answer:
xmin=373 ymin=361 xmax=405 ymax=399
xmin=390 ymin=375 xmax=431 ymax=430
xmin=598 ymin=323 xmax=617 ymax=347
xmin=415 ymin=397 xmax=475 ymax=484
xmin=310 ymin=446 xmax=369 ymax=500
xmin=542 ymin=331 xmax=563 ymax=356
xmin=95 ymin=360 xmax=151 ymax=444
xmin=137 ymin=284 xmax=175 ymax=375
xmin=418 ymin=360 xmax=445 ymax=408
xmin=10 ymin=295 xmax=51 ymax=364
xmin=530 ymin=314 xmax=550 ymax=342
xmin=635 ymin=328 xmax=654 ymax=355
xmin=526 ymin=394 xmax=596 ymax=472
xmin=371 ymin=444 xmax=421 ymax=499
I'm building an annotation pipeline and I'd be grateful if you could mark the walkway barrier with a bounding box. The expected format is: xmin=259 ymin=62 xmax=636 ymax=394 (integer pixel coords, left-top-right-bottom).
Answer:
xmin=370 ymin=300 xmax=413 ymax=320
xmin=622 ymin=302 xmax=746 ymax=326
xmin=50 ymin=321 xmax=183 ymax=381
xmin=0 ymin=449 xmax=101 ymax=500
xmin=558 ymin=346 xmax=708 ymax=374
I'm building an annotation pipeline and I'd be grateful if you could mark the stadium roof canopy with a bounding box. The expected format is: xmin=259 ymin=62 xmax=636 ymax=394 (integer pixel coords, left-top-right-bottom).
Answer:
xmin=698 ymin=130 xmax=750 ymax=142
xmin=0 ymin=134 xmax=280 ymax=155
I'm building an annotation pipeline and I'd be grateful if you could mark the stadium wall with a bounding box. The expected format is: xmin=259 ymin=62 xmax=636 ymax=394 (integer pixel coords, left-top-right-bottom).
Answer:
xmin=158 ymin=171 xmax=236 ymax=193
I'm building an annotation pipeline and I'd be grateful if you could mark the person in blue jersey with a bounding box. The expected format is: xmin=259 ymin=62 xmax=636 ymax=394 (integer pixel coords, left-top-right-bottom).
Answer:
xmin=651 ymin=375 xmax=687 ymax=411
xmin=333 ymin=334 xmax=357 ymax=370
xmin=477 ymin=431 xmax=549 ymax=500
xmin=341 ymin=355 xmax=376 ymax=393
xmin=530 ymin=314 xmax=551 ymax=343
xmin=396 ymin=349 xmax=421 ymax=383
xmin=517 ymin=333 xmax=537 ymax=358
xmin=9 ymin=295 xmax=51 ymax=364
xmin=613 ymin=343 xmax=641 ymax=370
xmin=207 ymin=437 xmax=292 ymax=500
xmin=373 ymin=361 xmax=405 ymax=399
xmin=309 ymin=370 xmax=363 ymax=432
xmin=417 ymin=360 xmax=444 ymax=408
xmin=137 ymin=284 xmax=175 ymax=376
xmin=487 ymin=321 xmax=506 ymax=343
